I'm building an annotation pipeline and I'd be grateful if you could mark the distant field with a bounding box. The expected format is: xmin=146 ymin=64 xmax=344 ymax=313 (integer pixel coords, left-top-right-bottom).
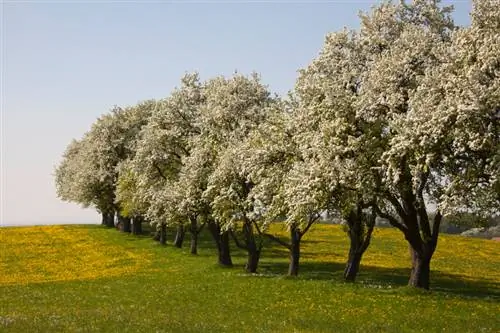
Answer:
xmin=0 ymin=224 xmax=499 ymax=332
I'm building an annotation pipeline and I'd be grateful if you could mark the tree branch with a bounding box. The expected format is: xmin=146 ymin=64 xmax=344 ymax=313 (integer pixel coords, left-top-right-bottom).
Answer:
xmin=197 ymin=222 xmax=206 ymax=234
xmin=372 ymin=204 xmax=408 ymax=234
xmin=153 ymin=163 xmax=167 ymax=180
xmin=383 ymin=190 xmax=407 ymax=220
xmin=300 ymin=213 xmax=320 ymax=237
xmin=263 ymin=233 xmax=291 ymax=250
xmin=229 ymin=230 xmax=248 ymax=250
xmin=431 ymin=210 xmax=442 ymax=245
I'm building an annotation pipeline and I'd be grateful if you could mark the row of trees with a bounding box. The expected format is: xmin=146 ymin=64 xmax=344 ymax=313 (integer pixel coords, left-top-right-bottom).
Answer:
xmin=55 ymin=0 xmax=499 ymax=290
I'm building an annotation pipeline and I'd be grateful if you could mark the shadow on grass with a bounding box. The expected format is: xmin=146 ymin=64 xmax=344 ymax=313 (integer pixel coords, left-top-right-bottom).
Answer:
xmin=255 ymin=260 xmax=500 ymax=300
xmin=111 ymin=224 xmax=500 ymax=301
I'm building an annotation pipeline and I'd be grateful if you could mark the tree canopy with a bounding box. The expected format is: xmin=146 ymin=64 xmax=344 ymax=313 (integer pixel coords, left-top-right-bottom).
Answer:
xmin=55 ymin=0 xmax=499 ymax=290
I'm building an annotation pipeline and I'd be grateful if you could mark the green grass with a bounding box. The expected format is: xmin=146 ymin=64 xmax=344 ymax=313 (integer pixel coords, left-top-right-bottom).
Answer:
xmin=0 ymin=224 xmax=499 ymax=332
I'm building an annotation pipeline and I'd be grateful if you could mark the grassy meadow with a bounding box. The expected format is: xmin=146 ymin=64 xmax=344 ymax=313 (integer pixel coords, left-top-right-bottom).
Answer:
xmin=0 ymin=224 xmax=499 ymax=332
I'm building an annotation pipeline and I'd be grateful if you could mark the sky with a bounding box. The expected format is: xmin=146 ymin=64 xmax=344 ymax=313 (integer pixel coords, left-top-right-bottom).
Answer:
xmin=1 ymin=0 xmax=472 ymax=226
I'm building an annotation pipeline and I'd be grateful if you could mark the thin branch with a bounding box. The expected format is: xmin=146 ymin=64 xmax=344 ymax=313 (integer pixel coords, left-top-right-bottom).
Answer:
xmin=417 ymin=170 xmax=430 ymax=199
xmin=372 ymin=204 xmax=408 ymax=234
xmin=431 ymin=210 xmax=442 ymax=245
xmin=383 ymin=190 xmax=407 ymax=220
xmin=167 ymin=150 xmax=182 ymax=160
xmin=252 ymin=220 xmax=263 ymax=236
xmin=300 ymin=213 xmax=320 ymax=237
xmin=229 ymin=230 xmax=248 ymax=250
xmin=361 ymin=219 xmax=375 ymax=253
xmin=153 ymin=163 xmax=167 ymax=180
xmin=263 ymin=233 xmax=291 ymax=250
xmin=172 ymin=108 xmax=201 ymax=135
xmin=197 ymin=222 xmax=206 ymax=234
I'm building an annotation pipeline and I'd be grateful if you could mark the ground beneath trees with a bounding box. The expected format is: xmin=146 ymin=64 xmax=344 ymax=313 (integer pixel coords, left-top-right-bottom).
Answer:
xmin=0 ymin=224 xmax=499 ymax=332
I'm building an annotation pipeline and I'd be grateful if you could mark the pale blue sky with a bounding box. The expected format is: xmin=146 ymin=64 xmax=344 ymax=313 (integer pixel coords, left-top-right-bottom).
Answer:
xmin=1 ymin=1 xmax=471 ymax=226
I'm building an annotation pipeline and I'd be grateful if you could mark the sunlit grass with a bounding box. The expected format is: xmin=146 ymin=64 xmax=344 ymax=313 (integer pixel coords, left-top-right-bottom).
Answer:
xmin=0 ymin=225 xmax=152 ymax=285
xmin=0 ymin=224 xmax=498 ymax=332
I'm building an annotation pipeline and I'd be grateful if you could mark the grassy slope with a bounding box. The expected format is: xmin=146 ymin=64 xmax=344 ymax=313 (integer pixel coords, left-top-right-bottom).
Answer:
xmin=0 ymin=224 xmax=499 ymax=333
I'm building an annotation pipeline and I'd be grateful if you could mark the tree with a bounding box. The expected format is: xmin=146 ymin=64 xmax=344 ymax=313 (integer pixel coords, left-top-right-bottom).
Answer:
xmin=291 ymin=28 xmax=378 ymax=281
xmin=131 ymin=73 xmax=204 ymax=247
xmin=407 ymin=0 xmax=499 ymax=218
xmin=295 ymin=0 xmax=459 ymax=288
xmin=55 ymin=100 xmax=154 ymax=229
xmin=193 ymin=72 xmax=274 ymax=270
xmin=230 ymin=108 xmax=326 ymax=276
xmin=55 ymin=132 xmax=116 ymax=227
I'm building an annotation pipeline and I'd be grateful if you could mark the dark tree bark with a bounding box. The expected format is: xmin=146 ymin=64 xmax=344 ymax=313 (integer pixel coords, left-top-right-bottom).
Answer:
xmin=343 ymin=204 xmax=375 ymax=282
xmin=241 ymin=222 xmax=261 ymax=273
xmin=408 ymin=246 xmax=432 ymax=289
xmin=219 ymin=231 xmax=232 ymax=266
xmin=104 ymin=211 xmax=115 ymax=228
xmin=173 ymin=224 xmax=185 ymax=248
xmin=246 ymin=249 xmax=261 ymax=273
xmin=208 ymin=221 xmax=232 ymax=267
xmin=123 ymin=217 xmax=131 ymax=233
xmin=159 ymin=224 xmax=167 ymax=246
xmin=101 ymin=212 xmax=107 ymax=225
xmin=288 ymin=226 xmax=301 ymax=276
xmin=190 ymin=231 xmax=198 ymax=255
xmin=373 ymin=165 xmax=442 ymax=289
xmin=118 ymin=213 xmax=131 ymax=233
xmin=262 ymin=215 xmax=318 ymax=277
xmin=344 ymin=252 xmax=362 ymax=282
xmin=131 ymin=216 xmax=143 ymax=235
xmin=188 ymin=216 xmax=204 ymax=255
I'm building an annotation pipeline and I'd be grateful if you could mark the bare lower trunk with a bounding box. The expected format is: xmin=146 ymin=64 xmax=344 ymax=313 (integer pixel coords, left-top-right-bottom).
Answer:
xmin=208 ymin=221 xmax=232 ymax=267
xmin=404 ymin=211 xmax=441 ymax=289
xmin=119 ymin=214 xmax=131 ymax=233
xmin=131 ymin=216 xmax=143 ymax=235
xmin=101 ymin=212 xmax=107 ymax=225
xmin=408 ymin=247 xmax=432 ymax=289
xmin=243 ymin=223 xmax=261 ymax=273
xmin=159 ymin=224 xmax=167 ymax=246
xmin=190 ymin=233 xmax=198 ymax=255
xmin=173 ymin=224 xmax=185 ymax=248
xmin=104 ymin=212 xmax=115 ymax=228
xmin=343 ymin=205 xmax=375 ymax=282
xmin=344 ymin=252 xmax=362 ymax=282
xmin=288 ymin=227 xmax=301 ymax=276
xmin=189 ymin=217 xmax=200 ymax=255
xmin=246 ymin=249 xmax=261 ymax=273
xmin=219 ymin=231 xmax=232 ymax=266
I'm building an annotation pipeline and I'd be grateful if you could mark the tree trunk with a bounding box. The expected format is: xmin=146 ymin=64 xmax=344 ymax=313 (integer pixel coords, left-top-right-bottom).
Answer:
xmin=246 ymin=249 xmax=261 ymax=273
xmin=208 ymin=221 xmax=232 ymax=267
xmin=288 ymin=227 xmax=301 ymax=276
xmin=404 ymin=210 xmax=440 ymax=289
xmin=190 ymin=232 xmax=198 ymax=255
xmin=343 ymin=204 xmax=376 ymax=282
xmin=219 ymin=231 xmax=233 ymax=267
xmin=408 ymin=247 xmax=432 ymax=289
xmin=159 ymin=224 xmax=167 ymax=246
xmin=173 ymin=224 xmax=185 ymax=248
xmin=243 ymin=223 xmax=260 ymax=273
xmin=104 ymin=212 xmax=115 ymax=228
xmin=131 ymin=216 xmax=143 ymax=235
xmin=344 ymin=252 xmax=362 ymax=282
xmin=119 ymin=215 xmax=131 ymax=233
xmin=208 ymin=221 xmax=221 ymax=251
xmin=101 ymin=212 xmax=107 ymax=225
xmin=189 ymin=217 xmax=199 ymax=255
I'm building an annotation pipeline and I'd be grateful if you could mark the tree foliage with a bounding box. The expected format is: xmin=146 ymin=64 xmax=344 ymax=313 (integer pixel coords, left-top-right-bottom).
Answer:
xmin=55 ymin=0 xmax=499 ymax=289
